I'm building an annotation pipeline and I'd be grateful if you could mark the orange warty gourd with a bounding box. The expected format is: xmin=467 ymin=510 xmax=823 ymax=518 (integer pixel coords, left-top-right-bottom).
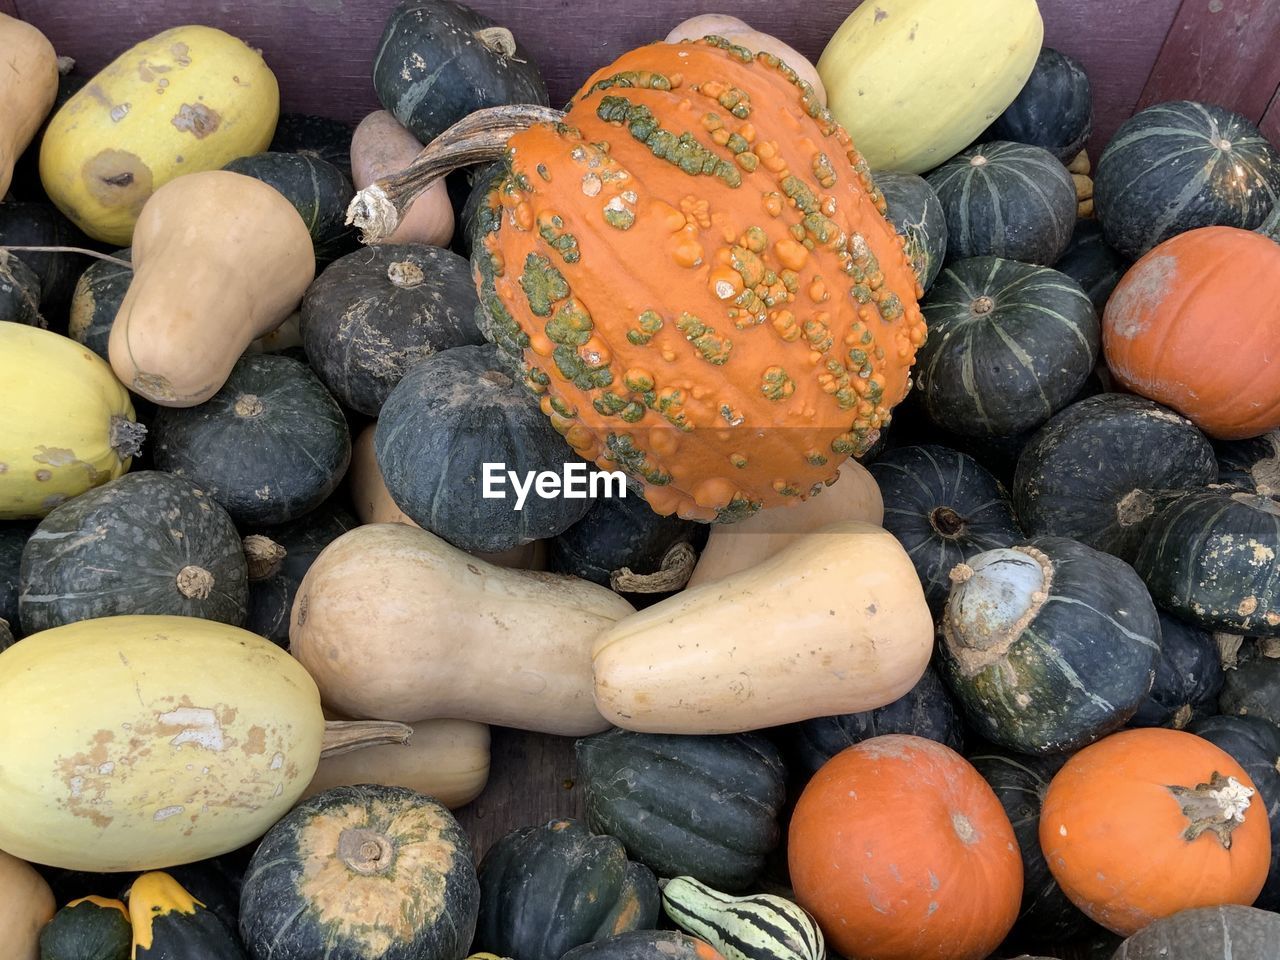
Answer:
xmin=474 ymin=39 xmax=926 ymax=520
xmin=787 ymin=735 xmax=1022 ymax=960
xmin=1040 ymin=727 xmax=1271 ymax=936
xmin=1102 ymin=226 xmax=1280 ymax=439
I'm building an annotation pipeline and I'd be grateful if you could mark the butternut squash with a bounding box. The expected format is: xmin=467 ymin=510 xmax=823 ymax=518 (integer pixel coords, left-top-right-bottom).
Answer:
xmin=592 ymin=521 xmax=932 ymax=734
xmin=664 ymin=14 xmax=826 ymax=104
xmin=302 ymin=718 xmax=489 ymax=808
xmin=351 ymin=110 xmax=454 ymax=246
xmin=39 ymin=24 xmax=278 ymax=245
xmin=0 ymin=15 xmax=58 ymax=199
xmin=108 ymin=169 xmax=315 ymax=407
xmin=0 ymin=850 xmax=54 ymax=960
xmin=290 ymin=523 xmax=633 ymax=735
xmin=686 ymin=460 xmax=883 ymax=587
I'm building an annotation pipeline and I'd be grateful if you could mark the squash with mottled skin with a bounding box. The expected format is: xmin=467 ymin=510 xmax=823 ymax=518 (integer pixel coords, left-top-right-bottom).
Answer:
xmin=0 ymin=849 xmax=54 ymax=960
xmin=1112 ymin=905 xmax=1280 ymax=959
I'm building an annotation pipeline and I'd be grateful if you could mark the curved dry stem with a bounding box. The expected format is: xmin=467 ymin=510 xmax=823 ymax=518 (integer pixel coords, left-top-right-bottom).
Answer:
xmin=320 ymin=719 xmax=413 ymax=759
xmin=2 ymin=245 xmax=133 ymax=268
xmin=611 ymin=542 xmax=697 ymax=593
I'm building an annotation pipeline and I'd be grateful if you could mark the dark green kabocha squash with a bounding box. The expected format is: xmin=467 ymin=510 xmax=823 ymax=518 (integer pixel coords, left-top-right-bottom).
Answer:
xmin=925 ymin=141 xmax=1077 ymax=266
xmin=0 ymin=618 xmax=12 ymax=649
xmin=375 ymin=343 xmax=596 ymax=554
xmin=785 ymin=666 xmax=964 ymax=780
xmin=154 ymin=856 xmax=247 ymax=939
xmin=1134 ymin=490 xmax=1280 ymax=637
xmin=1218 ymin=638 xmax=1280 ymax=729
xmin=575 ymin=729 xmax=787 ymax=892
xmin=987 ymin=48 xmax=1093 ymax=164
xmin=38 ymin=896 xmax=132 ymax=960
xmin=475 ymin=818 xmax=660 ymax=960
xmin=151 ymin=354 xmax=351 ymax=526
xmin=0 ymin=200 xmax=92 ymax=325
xmin=969 ymin=749 xmax=1089 ymax=943
xmin=373 ymin=0 xmax=548 ymax=145
xmin=241 ymin=498 xmax=359 ymax=647
xmin=300 ymin=244 xmax=485 ymax=416
xmin=1189 ymin=713 xmax=1280 ymax=909
xmin=874 ymin=171 xmax=948 ymax=292
xmin=269 ymin=113 xmax=355 ymax=179
xmin=239 ymin=785 xmax=479 ymax=960
xmin=1111 ymin=904 xmax=1280 ymax=959
xmin=0 ymin=522 xmax=29 ymax=640
xmin=18 ymin=471 xmax=248 ymax=634
xmin=939 ymin=536 xmax=1161 ymax=754
xmin=867 ymin=444 xmax=1021 ymax=611
xmin=560 ymin=930 xmax=723 ymax=960
xmin=1012 ymin=395 xmax=1217 ymax=563
xmin=67 ymin=249 xmax=131 ymax=360
xmin=1215 ymin=430 xmax=1279 ymax=497
xmin=1128 ymin=610 xmax=1222 ymax=730
xmin=129 ymin=871 xmax=248 ymax=960
xmin=1095 ymin=100 xmax=1280 ymax=261
xmin=1054 ymin=219 xmax=1127 ymax=314
xmin=456 ymin=160 xmax=505 ymax=260
xmin=915 ymin=257 xmax=1099 ymax=437
xmin=223 ymin=152 xmax=356 ymax=260
xmin=0 ymin=250 xmax=43 ymax=326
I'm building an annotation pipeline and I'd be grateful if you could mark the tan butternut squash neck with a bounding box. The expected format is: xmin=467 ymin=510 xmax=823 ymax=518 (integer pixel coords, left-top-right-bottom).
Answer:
xmin=321 ymin=719 xmax=413 ymax=759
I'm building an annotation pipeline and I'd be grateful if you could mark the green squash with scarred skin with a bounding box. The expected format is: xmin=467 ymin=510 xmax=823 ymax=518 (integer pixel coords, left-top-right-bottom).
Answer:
xmin=874 ymin=171 xmax=947 ymax=292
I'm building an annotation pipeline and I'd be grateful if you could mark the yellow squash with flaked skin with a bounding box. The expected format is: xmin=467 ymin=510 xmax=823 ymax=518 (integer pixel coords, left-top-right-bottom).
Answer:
xmin=592 ymin=520 xmax=933 ymax=734
xmin=39 ymin=24 xmax=278 ymax=245
xmin=0 ymin=615 xmax=325 ymax=872
xmin=0 ymin=850 xmax=54 ymax=960
xmin=0 ymin=14 xmax=58 ymax=199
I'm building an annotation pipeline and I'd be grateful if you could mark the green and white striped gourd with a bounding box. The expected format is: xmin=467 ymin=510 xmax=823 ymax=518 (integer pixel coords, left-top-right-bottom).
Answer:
xmin=660 ymin=876 xmax=824 ymax=960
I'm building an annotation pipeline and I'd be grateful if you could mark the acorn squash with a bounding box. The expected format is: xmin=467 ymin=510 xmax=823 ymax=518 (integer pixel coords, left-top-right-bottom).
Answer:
xmin=128 ymin=872 xmax=247 ymax=960
xmin=37 ymin=896 xmax=131 ymax=960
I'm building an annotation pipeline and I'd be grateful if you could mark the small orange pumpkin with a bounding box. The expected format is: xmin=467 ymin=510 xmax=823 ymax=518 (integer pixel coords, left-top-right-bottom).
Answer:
xmin=788 ymin=734 xmax=1022 ymax=960
xmin=1102 ymin=226 xmax=1280 ymax=439
xmin=1040 ymin=727 xmax=1271 ymax=936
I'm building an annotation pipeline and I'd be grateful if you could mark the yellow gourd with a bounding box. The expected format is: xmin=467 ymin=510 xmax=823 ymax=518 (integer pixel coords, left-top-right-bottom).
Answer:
xmin=39 ymin=24 xmax=279 ymax=245
xmin=0 ymin=322 xmax=141 ymax=519
xmin=0 ymin=14 xmax=59 ymax=198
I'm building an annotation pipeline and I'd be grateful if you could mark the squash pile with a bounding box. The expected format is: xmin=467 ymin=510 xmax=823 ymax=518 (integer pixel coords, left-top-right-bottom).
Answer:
xmin=2 ymin=1 xmax=1280 ymax=959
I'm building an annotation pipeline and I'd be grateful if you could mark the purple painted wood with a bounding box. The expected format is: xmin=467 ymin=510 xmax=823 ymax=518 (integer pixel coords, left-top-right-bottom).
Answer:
xmin=0 ymin=1 xmax=17 ymax=17
xmin=1262 ymin=87 xmax=1280 ymax=146
xmin=16 ymin=0 xmax=1182 ymax=161
xmin=1137 ymin=0 xmax=1280 ymax=124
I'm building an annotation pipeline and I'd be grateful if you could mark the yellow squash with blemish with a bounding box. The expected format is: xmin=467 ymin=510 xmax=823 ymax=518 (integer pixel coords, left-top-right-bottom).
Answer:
xmin=0 ymin=322 xmax=141 ymax=519
xmin=38 ymin=24 xmax=278 ymax=244
xmin=0 ymin=615 xmax=324 ymax=872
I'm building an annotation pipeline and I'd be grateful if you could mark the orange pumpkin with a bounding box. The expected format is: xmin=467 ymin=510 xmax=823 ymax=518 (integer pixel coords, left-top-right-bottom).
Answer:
xmin=1040 ymin=727 xmax=1271 ymax=936
xmin=788 ymin=734 xmax=1022 ymax=960
xmin=474 ymin=39 xmax=926 ymax=520
xmin=1102 ymin=226 xmax=1280 ymax=439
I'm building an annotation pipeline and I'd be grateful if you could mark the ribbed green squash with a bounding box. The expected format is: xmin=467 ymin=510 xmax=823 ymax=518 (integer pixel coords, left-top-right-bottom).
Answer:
xmin=269 ymin=113 xmax=354 ymax=179
xmin=660 ymin=876 xmax=824 ymax=960
xmin=1128 ymin=610 xmax=1222 ymax=730
xmin=130 ymin=872 xmax=248 ymax=960
xmin=37 ymin=896 xmax=131 ymax=960
xmin=987 ymin=48 xmax=1093 ymax=164
xmin=1095 ymin=101 xmax=1280 ymax=261
xmin=67 ymin=249 xmax=131 ymax=360
xmin=874 ymin=172 xmax=948 ymax=292
xmin=1054 ymin=219 xmax=1127 ymax=314
xmin=222 ymin=152 xmax=355 ymax=260
xmin=1111 ymin=905 xmax=1280 ymax=959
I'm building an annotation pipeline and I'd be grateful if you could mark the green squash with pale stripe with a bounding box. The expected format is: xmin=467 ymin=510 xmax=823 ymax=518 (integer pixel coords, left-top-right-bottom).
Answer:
xmin=1095 ymin=100 xmax=1280 ymax=261
xmin=660 ymin=876 xmax=824 ymax=960
xmin=874 ymin=171 xmax=948 ymax=292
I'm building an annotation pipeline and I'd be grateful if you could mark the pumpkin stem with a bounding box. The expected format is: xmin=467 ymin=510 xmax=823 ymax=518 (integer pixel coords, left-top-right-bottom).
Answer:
xmin=1168 ymin=771 xmax=1255 ymax=848
xmin=320 ymin=719 xmax=413 ymax=759
xmin=387 ymin=260 xmax=425 ymax=288
xmin=346 ymin=104 xmax=567 ymax=243
xmin=1259 ymin=204 xmax=1280 ymax=243
xmin=971 ymin=296 xmax=995 ymax=315
xmin=1216 ymin=632 xmax=1245 ymax=670
xmin=108 ymin=415 xmax=146 ymax=460
xmin=337 ymin=827 xmax=397 ymax=875
xmin=1116 ymin=488 xmax=1155 ymax=527
xmin=0 ymin=245 xmax=133 ymax=269
xmin=56 ymin=55 xmax=75 ymax=75
xmin=929 ymin=506 xmax=967 ymax=539
xmin=1172 ymin=703 xmax=1194 ymax=730
xmin=175 ymin=565 xmax=215 ymax=599
xmin=243 ymin=534 xmax=287 ymax=581
xmin=474 ymin=26 xmax=521 ymax=60
xmin=234 ymin=394 xmax=266 ymax=419
xmin=611 ymin=541 xmax=697 ymax=593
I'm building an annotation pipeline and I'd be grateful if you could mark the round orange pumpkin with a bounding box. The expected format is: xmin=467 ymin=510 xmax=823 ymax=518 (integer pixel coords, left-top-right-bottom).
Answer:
xmin=788 ymin=734 xmax=1022 ymax=960
xmin=1040 ymin=727 xmax=1271 ymax=936
xmin=1102 ymin=226 xmax=1280 ymax=439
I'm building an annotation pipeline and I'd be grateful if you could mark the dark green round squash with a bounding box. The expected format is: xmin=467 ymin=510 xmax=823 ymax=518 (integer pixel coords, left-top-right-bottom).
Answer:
xmin=1012 ymin=394 xmax=1217 ymax=563
xmin=1054 ymin=219 xmax=1127 ymax=314
xmin=874 ymin=171 xmax=948 ymax=292
xmin=968 ymin=749 xmax=1089 ymax=943
xmin=1215 ymin=430 xmax=1279 ymax=497
xmin=373 ymin=0 xmax=548 ymax=146
xmin=129 ymin=871 xmax=248 ymax=960
xmin=1111 ymin=904 xmax=1280 ymax=959
xmin=785 ymin=666 xmax=964 ymax=780
xmin=1095 ymin=100 xmax=1280 ymax=261
xmin=0 ymin=618 xmax=12 ymax=650
xmin=300 ymin=244 xmax=485 ymax=416
xmin=18 ymin=471 xmax=248 ymax=634
xmin=151 ymin=354 xmax=351 ymax=526
xmin=561 ymin=931 xmax=723 ymax=960
xmin=239 ymin=785 xmax=478 ymax=960
xmin=374 ymin=343 xmax=596 ymax=554
xmin=1188 ymin=713 xmax=1280 ymax=909
xmin=455 ymin=160 xmax=504 ymax=261
xmin=68 ymin=249 xmax=131 ymax=360
xmin=0 ymin=201 xmax=93 ymax=325
xmin=1134 ymin=490 xmax=1280 ymax=637
xmin=925 ymin=141 xmax=1077 ymax=265
xmin=0 ymin=522 xmax=29 ymax=640
xmin=1128 ymin=610 xmax=1222 ymax=729
xmin=269 ymin=113 xmax=355 ymax=179
xmin=867 ymin=444 xmax=1022 ymax=611
xmin=987 ymin=48 xmax=1093 ymax=164
xmin=1218 ymin=638 xmax=1280 ymax=729
xmin=915 ymin=257 xmax=1099 ymax=437
xmin=0 ymin=251 xmax=43 ymax=327
xmin=38 ymin=896 xmax=132 ymax=960
xmin=222 ymin=152 xmax=355 ymax=260
xmin=241 ymin=498 xmax=359 ymax=648
xmin=475 ymin=818 xmax=660 ymax=960
xmin=939 ymin=536 xmax=1160 ymax=754
xmin=575 ymin=728 xmax=787 ymax=892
